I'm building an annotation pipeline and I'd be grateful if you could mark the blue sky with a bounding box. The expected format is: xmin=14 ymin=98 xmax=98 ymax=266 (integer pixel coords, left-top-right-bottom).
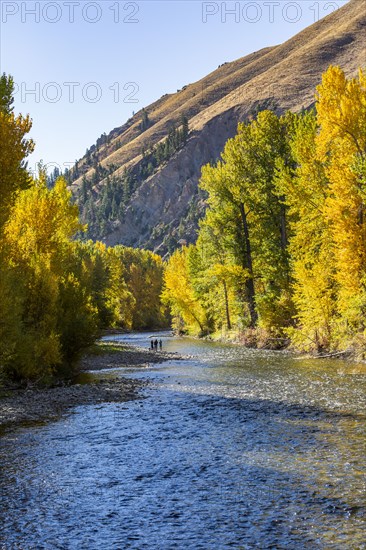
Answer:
xmin=1 ymin=0 xmax=348 ymax=174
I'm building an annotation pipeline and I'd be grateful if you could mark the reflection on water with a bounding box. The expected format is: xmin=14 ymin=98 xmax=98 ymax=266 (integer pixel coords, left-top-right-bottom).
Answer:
xmin=0 ymin=333 xmax=365 ymax=549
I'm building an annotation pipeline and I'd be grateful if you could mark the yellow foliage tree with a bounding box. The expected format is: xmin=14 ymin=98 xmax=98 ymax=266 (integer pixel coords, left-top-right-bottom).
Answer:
xmin=0 ymin=74 xmax=34 ymax=228
xmin=277 ymin=67 xmax=366 ymax=351
xmin=317 ymin=67 xmax=366 ymax=340
xmin=162 ymin=247 xmax=209 ymax=335
xmin=1 ymin=174 xmax=85 ymax=380
xmin=275 ymin=111 xmax=337 ymax=351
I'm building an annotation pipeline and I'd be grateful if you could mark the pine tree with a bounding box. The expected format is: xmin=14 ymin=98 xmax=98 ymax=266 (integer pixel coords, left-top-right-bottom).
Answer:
xmin=140 ymin=108 xmax=150 ymax=132
xmin=181 ymin=114 xmax=189 ymax=143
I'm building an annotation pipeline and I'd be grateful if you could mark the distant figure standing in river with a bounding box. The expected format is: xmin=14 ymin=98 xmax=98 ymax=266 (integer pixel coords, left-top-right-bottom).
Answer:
xmin=154 ymin=339 xmax=158 ymax=350
xmin=159 ymin=339 xmax=162 ymax=350
xmin=150 ymin=340 xmax=154 ymax=350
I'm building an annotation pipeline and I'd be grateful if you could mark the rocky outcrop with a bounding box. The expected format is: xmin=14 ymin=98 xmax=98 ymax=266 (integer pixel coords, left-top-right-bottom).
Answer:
xmin=105 ymin=109 xmax=241 ymax=251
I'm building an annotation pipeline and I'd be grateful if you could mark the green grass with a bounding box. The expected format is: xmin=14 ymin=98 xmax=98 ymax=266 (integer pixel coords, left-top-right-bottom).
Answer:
xmin=86 ymin=341 xmax=128 ymax=356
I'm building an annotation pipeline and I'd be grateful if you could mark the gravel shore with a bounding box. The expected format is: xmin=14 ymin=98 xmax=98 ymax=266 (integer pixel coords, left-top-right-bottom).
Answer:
xmin=79 ymin=343 xmax=183 ymax=371
xmin=0 ymin=343 xmax=183 ymax=433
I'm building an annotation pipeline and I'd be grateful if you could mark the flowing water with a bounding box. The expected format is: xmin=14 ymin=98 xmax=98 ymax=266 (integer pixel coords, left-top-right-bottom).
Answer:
xmin=0 ymin=332 xmax=365 ymax=549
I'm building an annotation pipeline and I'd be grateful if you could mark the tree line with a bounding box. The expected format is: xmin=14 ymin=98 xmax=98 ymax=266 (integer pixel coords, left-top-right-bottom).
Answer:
xmin=1 ymin=65 xmax=364 ymax=388
xmin=163 ymin=67 xmax=366 ymax=354
xmin=0 ymin=74 xmax=167 ymax=385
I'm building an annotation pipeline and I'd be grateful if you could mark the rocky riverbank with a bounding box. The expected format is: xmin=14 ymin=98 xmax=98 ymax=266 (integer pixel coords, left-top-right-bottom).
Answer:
xmin=79 ymin=341 xmax=183 ymax=370
xmin=0 ymin=342 xmax=183 ymax=433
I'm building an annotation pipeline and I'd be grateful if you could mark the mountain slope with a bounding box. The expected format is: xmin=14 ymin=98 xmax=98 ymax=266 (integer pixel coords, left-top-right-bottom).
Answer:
xmin=70 ymin=0 xmax=366 ymax=254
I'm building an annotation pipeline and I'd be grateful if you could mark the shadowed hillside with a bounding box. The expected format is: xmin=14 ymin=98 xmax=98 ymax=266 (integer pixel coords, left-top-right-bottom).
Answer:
xmin=69 ymin=0 xmax=365 ymax=254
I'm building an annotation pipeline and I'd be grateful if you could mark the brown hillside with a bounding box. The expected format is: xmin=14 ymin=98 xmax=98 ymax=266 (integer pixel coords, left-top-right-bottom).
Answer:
xmin=71 ymin=0 xmax=366 ymax=253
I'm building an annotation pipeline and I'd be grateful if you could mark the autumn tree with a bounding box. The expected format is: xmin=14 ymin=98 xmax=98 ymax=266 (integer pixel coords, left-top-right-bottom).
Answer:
xmin=199 ymin=110 xmax=295 ymax=332
xmin=192 ymin=210 xmax=248 ymax=334
xmin=317 ymin=67 xmax=366 ymax=344
xmin=115 ymin=246 xmax=168 ymax=329
xmin=163 ymin=67 xmax=366 ymax=353
xmin=162 ymin=246 xmax=209 ymax=335
xmin=275 ymin=111 xmax=336 ymax=351
xmin=0 ymin=73 xmax=34 ymax=228
xmin=276 ymin=67 xmax=366 ymax=351
xmin=1 ymin=173 xmax=82 ymax=380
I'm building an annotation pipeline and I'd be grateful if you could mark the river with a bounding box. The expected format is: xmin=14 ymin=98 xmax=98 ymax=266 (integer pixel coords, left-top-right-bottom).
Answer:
xmin=0 ymin=332 xmax=365 ymax=549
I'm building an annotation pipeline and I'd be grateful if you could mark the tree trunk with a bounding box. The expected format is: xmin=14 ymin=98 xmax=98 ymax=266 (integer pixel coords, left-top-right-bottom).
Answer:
xmin=239 ymin=202 xmax=258 ymax=327
xmin=223 ymin=280 xmax=231 ymax=330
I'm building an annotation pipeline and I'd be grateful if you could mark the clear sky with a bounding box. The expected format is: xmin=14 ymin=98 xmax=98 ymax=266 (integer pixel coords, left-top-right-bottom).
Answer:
xmin=1 ymin=0 xmax=348 ymax=174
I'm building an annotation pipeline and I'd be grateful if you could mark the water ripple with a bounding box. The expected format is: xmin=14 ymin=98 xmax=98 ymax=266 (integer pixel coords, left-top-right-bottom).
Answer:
xmin=0 ymin=333 xmax=365 ymax=549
